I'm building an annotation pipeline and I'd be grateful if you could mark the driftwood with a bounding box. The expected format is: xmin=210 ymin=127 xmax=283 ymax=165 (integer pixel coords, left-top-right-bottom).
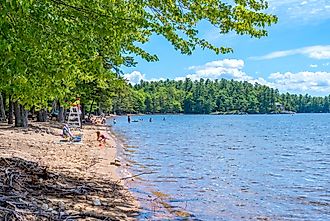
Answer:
xmin=0 ymin=157 xmax=138 ymax=220
xmin=120 ymin=172 xmax=154 ymax=180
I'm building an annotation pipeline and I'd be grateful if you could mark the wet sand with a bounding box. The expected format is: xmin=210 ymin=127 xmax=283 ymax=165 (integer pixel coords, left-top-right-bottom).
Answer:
xmin=0 ymin=122 xmax=139 ymax=220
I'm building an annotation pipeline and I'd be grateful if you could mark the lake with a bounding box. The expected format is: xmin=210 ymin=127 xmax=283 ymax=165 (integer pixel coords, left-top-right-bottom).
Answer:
xmin=112 ymin=114 xmax=330 ymax=220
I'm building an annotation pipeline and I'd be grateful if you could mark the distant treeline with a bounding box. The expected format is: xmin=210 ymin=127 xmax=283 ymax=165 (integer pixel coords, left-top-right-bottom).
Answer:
xmin=112 ymin=78 xmax=330 ymax=114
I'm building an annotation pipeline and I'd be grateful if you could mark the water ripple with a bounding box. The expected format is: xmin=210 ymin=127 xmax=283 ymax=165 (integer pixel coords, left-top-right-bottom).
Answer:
xmin=114 ymin=114 xmax=330 ymax=221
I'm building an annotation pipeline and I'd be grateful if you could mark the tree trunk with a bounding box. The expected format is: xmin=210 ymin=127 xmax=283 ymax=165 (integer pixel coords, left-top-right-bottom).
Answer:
xmin=42 ymin=108 xmax=48 ymax=122
xmin=80 ymin=103 xmax=85 ymax=128
xmin=2 ymin=92 xmax=6 ymax=116
xmin=51 ymin=99 xmax=57 ymax=113
xmin=37 ymin=108 xmax=48 ymax=122
xmin=14 ymin=102 xmax=22 ymax=127
xmin=30 ymin=106 xmax=35 ymax=115
xmin=0 ymin=92 xmax=6 ymax=121
xmin=21 ymin=106 xmax=29 ymax=128
xmin=8 ymin=96 xmax=13 ymax=124
xmin=81 ymin=103 xmax=85 ymax=120
xmin=89 ymin=99 xmax=94 ymax=117
xmin=98 ymin=102 xmax=104 ymax=115
xmin=58 ymin=106 xmax=64 ymax=123
xmin=37 ymin=110 xmax=42 ymax=122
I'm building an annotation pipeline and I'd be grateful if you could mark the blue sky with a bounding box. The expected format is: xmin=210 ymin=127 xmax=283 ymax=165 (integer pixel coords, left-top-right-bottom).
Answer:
xmin=123 ymin=0 xmax=330 ymax=96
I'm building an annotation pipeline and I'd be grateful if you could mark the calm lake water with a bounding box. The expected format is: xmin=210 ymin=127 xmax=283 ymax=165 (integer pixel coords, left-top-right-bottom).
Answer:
xmin=112 ymin=114 xmax=330 ymax=221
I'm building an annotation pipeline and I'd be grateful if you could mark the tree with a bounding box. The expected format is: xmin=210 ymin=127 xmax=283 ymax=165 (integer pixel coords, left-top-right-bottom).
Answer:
xmin=0 ymin=93 xmax=6 ymax=121
xmin=0 ymin=0 xmax=277 ymax=126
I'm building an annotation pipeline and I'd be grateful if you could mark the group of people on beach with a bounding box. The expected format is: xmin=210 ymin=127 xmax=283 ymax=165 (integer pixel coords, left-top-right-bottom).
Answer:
xmin=62 ymin=119 xmax=109 ymax=147
xmin=84 ymin=115 xmax=107 ymax=125
xmin=62 ymin=114 xmax=167 ymax=148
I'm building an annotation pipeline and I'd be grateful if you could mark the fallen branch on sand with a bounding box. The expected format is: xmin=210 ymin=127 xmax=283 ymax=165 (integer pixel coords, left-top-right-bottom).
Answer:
xmin=0 ymin=157 xmax=138 ymax=220
xmin=121 ymin=172 xmax=154 ymax=180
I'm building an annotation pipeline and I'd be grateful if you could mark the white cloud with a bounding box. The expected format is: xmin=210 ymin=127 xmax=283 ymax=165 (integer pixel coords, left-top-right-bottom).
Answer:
xmin=310 ymin=64 xmax=318 ymax=68
xmin=268 ymin=71 xmax=330 ymax=94
xmin=251 ymin=45 xmax=330 ymax=60
xmin=123 ymin=71 xmax=145 ymax=85
xmin=124 ymin=71 xmax=167 ymax=84
xmin=176 ymin=59 xmax=251 ymax=81
xmin=149 ymin=77 xmax=166 ymax=82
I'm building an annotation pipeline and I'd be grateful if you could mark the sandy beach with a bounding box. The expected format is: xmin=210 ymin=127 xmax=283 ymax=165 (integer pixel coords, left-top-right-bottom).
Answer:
xmin=0 ymin=122 xmax=139 ymax=220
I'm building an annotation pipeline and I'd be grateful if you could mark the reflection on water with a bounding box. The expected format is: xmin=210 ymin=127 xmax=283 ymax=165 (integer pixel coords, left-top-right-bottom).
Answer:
xmin=113 ymin=114 xmax=330 ymax=220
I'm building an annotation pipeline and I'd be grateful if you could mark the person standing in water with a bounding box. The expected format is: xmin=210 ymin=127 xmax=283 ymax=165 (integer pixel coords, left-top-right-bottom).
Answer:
xmin=149 ymin=117 xmax=152 ymax=122
xmin=128 ymin=115 xmax=131 ymax=123
xmin=113 ymin=118 xmax=117 ymax=125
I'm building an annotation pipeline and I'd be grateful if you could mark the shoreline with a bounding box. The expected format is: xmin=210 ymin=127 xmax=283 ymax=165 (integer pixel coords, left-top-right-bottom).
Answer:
xmin=108 ymin=119 xmax=192 ymax=220
xmin=0 ymin=122 xmax=139 ymax=220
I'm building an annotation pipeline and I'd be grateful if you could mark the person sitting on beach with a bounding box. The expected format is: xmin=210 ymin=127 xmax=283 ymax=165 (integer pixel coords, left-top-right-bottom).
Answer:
xmin=62 ymin=124 xmax=74 ymax=139
xmin=91 ymin=116 xmax=97 ymax=125
xmin=96 ymin=131 xmax=108 ymax=143
xmin=84 ymin=117 xmax=92 ymax=124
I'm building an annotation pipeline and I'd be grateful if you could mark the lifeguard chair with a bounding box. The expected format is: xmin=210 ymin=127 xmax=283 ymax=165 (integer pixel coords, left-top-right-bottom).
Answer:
xmin=67 ymin=98 xmax=81 ymax=128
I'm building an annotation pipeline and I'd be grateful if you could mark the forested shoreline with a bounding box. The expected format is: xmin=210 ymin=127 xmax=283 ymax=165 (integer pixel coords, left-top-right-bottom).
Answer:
xmin=1 ymin=77 xmax=330 ymax=123
xmin=111 ymin=78 xmax=330 ymax=115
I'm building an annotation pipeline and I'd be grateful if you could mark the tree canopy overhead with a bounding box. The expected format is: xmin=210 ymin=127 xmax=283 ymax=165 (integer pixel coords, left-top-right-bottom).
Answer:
xmin=1 ymin=0 xmax=278 ymax=64
xmin=0 ymin=0 xmax=277 ymax=126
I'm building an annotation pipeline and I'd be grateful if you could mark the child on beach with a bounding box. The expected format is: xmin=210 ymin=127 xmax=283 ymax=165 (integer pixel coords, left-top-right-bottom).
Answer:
xmin=96 ymin=131 xmax=108 ymax=143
